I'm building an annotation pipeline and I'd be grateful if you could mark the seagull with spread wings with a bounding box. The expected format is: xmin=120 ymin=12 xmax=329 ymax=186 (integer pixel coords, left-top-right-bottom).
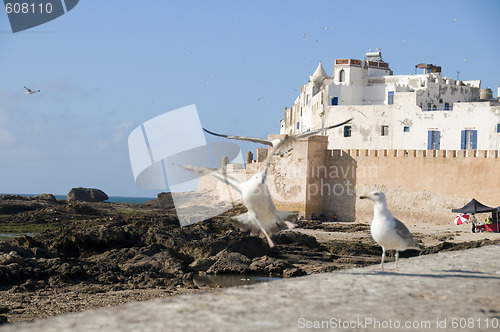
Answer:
xmin=203 ymin=118 xmax=352 ymax=154
xmin=24 ymin=86 xmax=40 ymax=95
xmin=176 ymin=136 xmax=299 ymax=248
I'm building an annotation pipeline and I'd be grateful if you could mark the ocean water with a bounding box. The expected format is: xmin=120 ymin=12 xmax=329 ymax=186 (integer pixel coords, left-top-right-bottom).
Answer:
xmin=1 ymin=194 xmax=155 ymax=204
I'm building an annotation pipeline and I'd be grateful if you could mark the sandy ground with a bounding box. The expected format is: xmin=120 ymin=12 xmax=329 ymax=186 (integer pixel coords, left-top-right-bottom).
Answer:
xmin=298 ymin=221 xmax=500 ymax=247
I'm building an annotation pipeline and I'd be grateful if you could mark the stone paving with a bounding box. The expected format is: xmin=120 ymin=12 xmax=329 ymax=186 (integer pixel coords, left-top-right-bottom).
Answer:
xmin=2 ymin=245 xmax=499 ymax=332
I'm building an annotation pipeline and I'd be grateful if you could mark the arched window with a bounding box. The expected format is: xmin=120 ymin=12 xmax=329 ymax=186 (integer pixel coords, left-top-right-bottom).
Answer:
xmin=432 ymin=105 xmax=437 ymax=110
xmin=339 ymin=69 xmax=345 ymax=83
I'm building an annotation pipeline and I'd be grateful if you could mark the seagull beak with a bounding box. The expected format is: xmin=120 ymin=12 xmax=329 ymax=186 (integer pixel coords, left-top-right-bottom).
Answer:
xmin=359 ymin=195 xmax=369 ymax=200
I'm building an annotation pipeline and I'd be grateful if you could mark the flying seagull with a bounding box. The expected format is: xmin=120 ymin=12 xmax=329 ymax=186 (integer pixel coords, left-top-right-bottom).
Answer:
xmin=176 ymin=136 xmax=298 ymax=248
xmin=203 ymin=118 xmax=352 ymax=154
xmin=24 ymin=86 xmax=40 ymax=95
xmin=360 ymin=191 xmax=421 ymax=270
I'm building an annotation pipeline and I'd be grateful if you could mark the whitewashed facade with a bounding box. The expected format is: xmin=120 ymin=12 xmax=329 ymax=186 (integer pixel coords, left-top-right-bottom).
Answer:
xmin=280 ymin=52 xmax=500 ymax=150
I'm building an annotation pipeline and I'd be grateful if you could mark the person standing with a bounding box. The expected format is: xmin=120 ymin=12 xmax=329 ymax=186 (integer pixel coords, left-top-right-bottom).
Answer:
xmin=471 ymin=214 xmax=477 ymax=233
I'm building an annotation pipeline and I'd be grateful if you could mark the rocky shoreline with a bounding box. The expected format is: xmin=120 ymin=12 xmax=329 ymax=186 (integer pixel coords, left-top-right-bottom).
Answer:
xmin=1 ymin=194 xmax=498 ymax=324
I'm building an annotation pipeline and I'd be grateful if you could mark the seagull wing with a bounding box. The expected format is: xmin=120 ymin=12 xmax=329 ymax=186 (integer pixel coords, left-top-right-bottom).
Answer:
xmin=230 ymin=213 xmax=260 ymax=235
xmin=295 ymin=118 xmax=352 ymax=139
xmin=175 ymin=164 xmax=242 ymax=194
xmin=203 ymin=128 xmax=273 ymax=146
xmin=24 ymin=86 xmax=32 ymax=92
xmin=258 ymin=135 xmax=298 ymax=181
xmin=393 ymin=217 xmax=421 ymax=249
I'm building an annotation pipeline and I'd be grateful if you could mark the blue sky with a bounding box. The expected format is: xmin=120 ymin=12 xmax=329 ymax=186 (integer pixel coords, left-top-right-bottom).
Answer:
xmin=0 ymin=0 xmax=499 ymax=197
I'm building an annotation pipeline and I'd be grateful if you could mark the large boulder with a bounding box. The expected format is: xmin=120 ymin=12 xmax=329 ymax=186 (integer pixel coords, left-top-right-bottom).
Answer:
xmin=144 ymin=192 xmax=174 ymax=209
xmin=67 ymin=188 xmax=108 ymax=202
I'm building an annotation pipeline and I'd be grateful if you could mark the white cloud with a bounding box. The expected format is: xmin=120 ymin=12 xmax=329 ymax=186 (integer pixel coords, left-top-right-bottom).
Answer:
xmin=112 ymin=120 xmax=134 ymax=143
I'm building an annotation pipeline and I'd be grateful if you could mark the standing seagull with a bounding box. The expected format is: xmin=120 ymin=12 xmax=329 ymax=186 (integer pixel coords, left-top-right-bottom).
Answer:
xmin=176 ymin=136 xmax=298 ymax=248
xmin=360 ymin=191 xmax=421 ymax=270
xmin=24 ymin=86 xmax=40 ymax=95
xmin=203 ymin=118 xmax=352 ymax=154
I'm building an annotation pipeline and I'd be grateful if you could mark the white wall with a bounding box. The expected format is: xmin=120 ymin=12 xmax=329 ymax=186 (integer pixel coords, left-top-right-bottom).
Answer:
xmin=282 ymin=62 xmax=499 ymax=150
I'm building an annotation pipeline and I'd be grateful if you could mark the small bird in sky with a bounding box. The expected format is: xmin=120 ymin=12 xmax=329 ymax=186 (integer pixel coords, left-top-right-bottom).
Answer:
xmin=24 ymin=86 xmax=40 ymax=95
xmin=360 ymin=191 xmax=421 ymax=270
xmin=176 ymin=136 xmax=298 ymax=248
xmin=257 ymin=97 xmax=264 ymax=101
xmin=203 ymin=118 xmax=352 ymax=155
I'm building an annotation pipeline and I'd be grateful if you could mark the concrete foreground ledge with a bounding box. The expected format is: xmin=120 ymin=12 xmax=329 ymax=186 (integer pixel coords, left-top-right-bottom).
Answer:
xmin=2 ymin=245 xmax=500 ymax=332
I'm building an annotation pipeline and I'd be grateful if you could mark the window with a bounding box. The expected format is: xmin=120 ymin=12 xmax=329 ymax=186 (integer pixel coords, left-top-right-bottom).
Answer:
xmin=296 ymin=122 xmax=300 ymax=129
xmin=444 ymin=103 xmax=450 ymax=110
xmin=432 ymin=105 xmax=437 ymax=110
xmin=427 ymin=103 xmax=432 ymax=111
xmin=381 ymin=125 xmax=389 ymax=136
xmin=461 ymin=130 xmax=477 ymax=150
xmin=339 ymin=69 xmax=345 ymax=82
xmin=427 ymin=130 xmax=440 ymax=150
xmin=403 ymin=126 xmax=410 ymax=133
xmin=331 ymin=97 xmax=338 ymax=105
xmin=439 ymin=98 xmax=443 ymax=104
xmin=344 ymin=125 xmax=352 ymax=137
xmin=497 ymin=124 xmax=500 ymax=133
xmin=388 ymin=91 xmax=394 ymax=105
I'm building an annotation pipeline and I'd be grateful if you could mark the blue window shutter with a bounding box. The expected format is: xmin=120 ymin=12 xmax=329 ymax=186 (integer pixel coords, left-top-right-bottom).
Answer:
xmin=472 ymin=130 xmax=477 ymax=150
xmin=297 ymin=122 xmax=300 ymax=129
xmin=427 ymin=130 xmax=433 ymax=150
xmin=460 ymin=130 xmax=466 ymax=149
xmin=436 ymin=131 xmax=440 ymax=150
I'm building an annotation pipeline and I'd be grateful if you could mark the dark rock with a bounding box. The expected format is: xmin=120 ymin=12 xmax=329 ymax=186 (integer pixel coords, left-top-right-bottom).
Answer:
xmin=14 ymin=235 xmax=42 ymax=249
xmin=46 ymin=222 xmax=144 ymax=257
xmin=206 ymin=251 xmax=251 ymax=274
xmin=0 ymin=195 xmax=56 ymax=214
xmin=119 ymin=244 xmax=184 ymax=277
xmin=37 ymin=193 xmax=57 ymax=202
xmin=65 ymin=202 xmax=100 ymax=215
xmin=283 ymin=267 xmax=307 ymax=277
xmin=0 ymin=315 xmax=8 ymax=325
xmin=32 ymin=247 xmax=58 ymax=259
xmin=248 ymin=256 xmax=292 ymax=275
xmin=188 ymin=257 xmax=216 ymax=272
xmin=273 ymin=231 xmax=320 ymax=248
xmin=0 ymin=241 xmax=34 ymax=258
xmin=144 ymin=192 xmax=175 ymax=209
xmin=67 ymin=188 xmax=108 ymax=202
xmin=226 ymin=236 xmax=276 ymax=259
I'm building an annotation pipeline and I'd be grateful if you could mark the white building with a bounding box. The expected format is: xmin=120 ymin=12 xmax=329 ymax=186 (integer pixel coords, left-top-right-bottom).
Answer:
xmin=280 ymin=51 xmax=500 ymax=150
